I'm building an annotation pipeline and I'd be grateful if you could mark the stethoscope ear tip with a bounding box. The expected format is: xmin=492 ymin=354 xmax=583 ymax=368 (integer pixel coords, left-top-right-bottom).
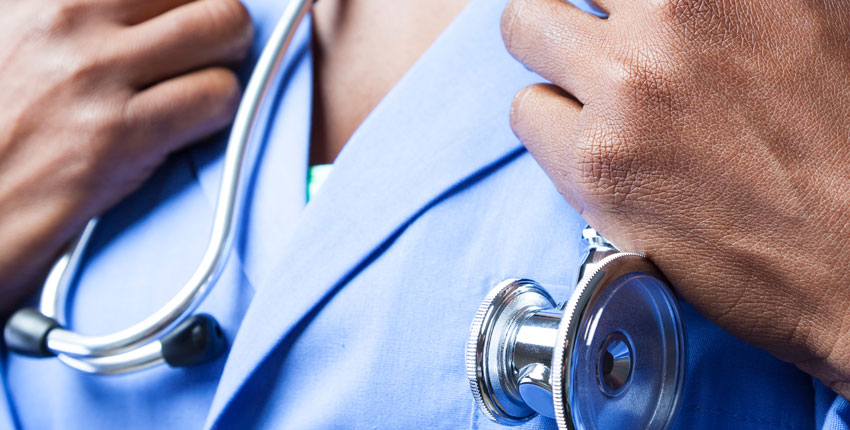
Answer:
xmin=4 ymin=308 xmax=60 ymax=358
xmin=161 ymin=314 xmax=228 ymax=368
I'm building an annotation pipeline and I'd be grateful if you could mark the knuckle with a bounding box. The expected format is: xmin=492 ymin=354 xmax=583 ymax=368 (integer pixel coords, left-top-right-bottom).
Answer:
xmin=606 ymin=49 xmax=681 ymax=117
xmin=201 ymin=68 xmax=242 ymax=117
xmin=65 ymin=53 xmax=108 ymax=86
xmin=39 ymin=0 xmax=90 ymax=36
xmin=654 ymin=0 xmax=712 ymax=24
xmin=610 ymin=53 xmax=668 ymax=99
xmin=575 ymin=129 xmax=645 ymax=208
xmin=68 ymin=104 xmax=126 ymax=175
xmin=88 ymin=108 xmax=126 ymax=149
xmin=653 ymin=0 xmax=746 ymax=45
xmin=205 ymin=0 xmax=254 ymax=50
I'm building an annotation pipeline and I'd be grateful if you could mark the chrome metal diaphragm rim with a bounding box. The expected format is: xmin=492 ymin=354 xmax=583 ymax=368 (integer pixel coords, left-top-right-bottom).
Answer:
xmin=551 ymin=253 xmax=686 ymax=430
xmin=466 ymin=279 xmax=556 ymax=425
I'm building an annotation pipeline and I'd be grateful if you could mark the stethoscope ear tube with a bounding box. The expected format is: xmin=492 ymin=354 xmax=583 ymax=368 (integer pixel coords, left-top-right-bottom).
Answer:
xmin=4 ymin=308 xmax=227 ymax=369
xmin=2 ymin=0 xmax=314 ymax=374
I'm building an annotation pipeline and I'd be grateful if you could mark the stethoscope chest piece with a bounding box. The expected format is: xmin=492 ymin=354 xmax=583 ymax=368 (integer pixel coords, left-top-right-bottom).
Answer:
xmin=467 ymin=230 xmax=686 ymax=429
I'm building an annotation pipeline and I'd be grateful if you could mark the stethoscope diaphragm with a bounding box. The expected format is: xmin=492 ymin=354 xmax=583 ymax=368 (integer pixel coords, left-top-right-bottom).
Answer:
xmin=467 ymin=230 xmax=686 ymax=429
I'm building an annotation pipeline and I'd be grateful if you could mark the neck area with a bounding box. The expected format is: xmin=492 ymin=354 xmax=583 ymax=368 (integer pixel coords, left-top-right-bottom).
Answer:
xmin=309 ymin=0 xmax=470 ymax=166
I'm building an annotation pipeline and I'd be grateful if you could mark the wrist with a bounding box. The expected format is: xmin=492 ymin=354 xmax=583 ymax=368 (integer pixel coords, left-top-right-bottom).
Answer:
xmin=793 ymin=299 xmax=850 ymax=399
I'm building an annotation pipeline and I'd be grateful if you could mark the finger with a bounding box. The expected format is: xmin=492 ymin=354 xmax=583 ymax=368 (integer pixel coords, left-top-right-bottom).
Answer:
xmin=510 ymin=83 xmax=588 ymax=213
xmin=125 ymin=67 xmax=241 ymax=156
xmin=111 ymin=0 xmax=197 ymax=25
xmin=103 ymin=0 xmax=197 ymax=25
xmin=120 ymin=0 xmax=253 ymax=87
xmin=502 ymin=0 xmax=607 ymax=103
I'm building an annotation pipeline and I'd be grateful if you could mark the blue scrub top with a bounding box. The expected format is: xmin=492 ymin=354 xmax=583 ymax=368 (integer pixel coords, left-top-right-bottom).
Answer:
xmin=3 ymin=0 xmax=849 ymax=429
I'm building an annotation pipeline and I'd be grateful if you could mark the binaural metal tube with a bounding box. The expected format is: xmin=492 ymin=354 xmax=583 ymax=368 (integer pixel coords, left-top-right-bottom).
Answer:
xmin=35 ymin=0 xmax=313 ymax=372
xmin=56 ymin=342 xmax=165 ymax=375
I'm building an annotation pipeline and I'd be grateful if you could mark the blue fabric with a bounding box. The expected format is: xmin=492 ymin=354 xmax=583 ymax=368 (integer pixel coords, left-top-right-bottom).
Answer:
xmin=1 ymin=0 xmax=847 ymax=428
xmin=816 ymin=381 xmax=850 ymax=430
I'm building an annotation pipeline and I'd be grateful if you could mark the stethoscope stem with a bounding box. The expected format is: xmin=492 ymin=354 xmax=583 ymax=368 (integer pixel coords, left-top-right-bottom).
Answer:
xmin=6 ymin=307 xmax=225 ymax=374
xmin=467 ymin=228 xmax=687 ymax=429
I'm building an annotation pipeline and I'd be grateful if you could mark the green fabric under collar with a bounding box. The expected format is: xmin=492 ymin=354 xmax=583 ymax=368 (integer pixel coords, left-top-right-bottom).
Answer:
xmin=307 ymin=164 xmax=332 ymax=202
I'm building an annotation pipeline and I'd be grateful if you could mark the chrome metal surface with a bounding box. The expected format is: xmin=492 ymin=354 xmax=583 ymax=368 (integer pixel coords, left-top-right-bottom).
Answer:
xmin=57 ymin=341 xmax=165 ymax=375
xmin=30 ymin=0 xmax=313 ymax=374
xmin=40 ymin=218 xmax=99 ymax=323
xmin=513 ymin=309 xmax=560 ymax=418
xmin=466 ymin=279 xmax=556 ymax=424
xmin=574 ymin=227 xmax=618 ymax=286
xmin=517 ymin=363 xmax=555 ymax=418
xmin=597 ymin=332 xmax=633 ymax=396
xmin=551 ymin=252 xmax=674 ymax=430
xmin=470 ymin=226 xmax=686 ymax=429
xmin=513 ymin=309 xmax=559 ymax=375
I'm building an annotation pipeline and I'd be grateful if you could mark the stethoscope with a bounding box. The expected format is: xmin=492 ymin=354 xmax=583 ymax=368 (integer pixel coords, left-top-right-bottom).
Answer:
xmin=466 ymin=227 xmax=686 ymax=429
xmin=2 ymin=0 xmax=687 ymax=428
xmin=3 ymin=0 xmax=316 ymax=373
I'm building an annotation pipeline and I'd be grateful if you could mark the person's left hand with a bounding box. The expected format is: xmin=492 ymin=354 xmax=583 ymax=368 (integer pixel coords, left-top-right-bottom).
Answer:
xmin=502 ymin=0 xmax=850 ymax=397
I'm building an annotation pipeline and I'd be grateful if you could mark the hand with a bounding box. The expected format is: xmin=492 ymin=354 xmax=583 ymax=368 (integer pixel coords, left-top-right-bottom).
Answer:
xmin=0 ymin=0 xmax=253 ymax=311
xmin=503 ymin=0 xmax=850 ymax=396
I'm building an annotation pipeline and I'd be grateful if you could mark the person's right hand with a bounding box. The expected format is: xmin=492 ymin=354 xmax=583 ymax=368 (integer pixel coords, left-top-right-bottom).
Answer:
xmin=0 ymin=0 xmax=253 ymax=312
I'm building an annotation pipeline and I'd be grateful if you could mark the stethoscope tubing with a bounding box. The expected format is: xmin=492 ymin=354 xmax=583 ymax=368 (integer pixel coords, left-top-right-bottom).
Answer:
xmin=34 ymin=0 xmax=314 ymax=373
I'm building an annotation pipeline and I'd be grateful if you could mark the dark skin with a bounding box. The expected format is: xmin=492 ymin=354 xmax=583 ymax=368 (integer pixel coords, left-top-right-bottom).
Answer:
xmin=504 ymin=0 xmax=850 ymax=397
xmin=309 ymin=0 xmax=470 ymax=165
xmin=3 ymin=0 xmax=847 ymax=402
xmin=0 ymin=0 xmax=253 ymax=313
xmin=0 ymin=0 xmax=470 ymax=311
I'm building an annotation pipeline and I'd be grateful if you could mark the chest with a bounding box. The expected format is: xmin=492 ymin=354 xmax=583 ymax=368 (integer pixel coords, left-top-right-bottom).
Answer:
xmin=222 ymin=154 xmax=816 ymax=430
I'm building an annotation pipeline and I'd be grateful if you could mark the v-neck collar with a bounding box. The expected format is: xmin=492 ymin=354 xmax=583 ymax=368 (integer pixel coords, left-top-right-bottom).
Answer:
xmin=202 ymin=0 xmax=544 ymax=426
